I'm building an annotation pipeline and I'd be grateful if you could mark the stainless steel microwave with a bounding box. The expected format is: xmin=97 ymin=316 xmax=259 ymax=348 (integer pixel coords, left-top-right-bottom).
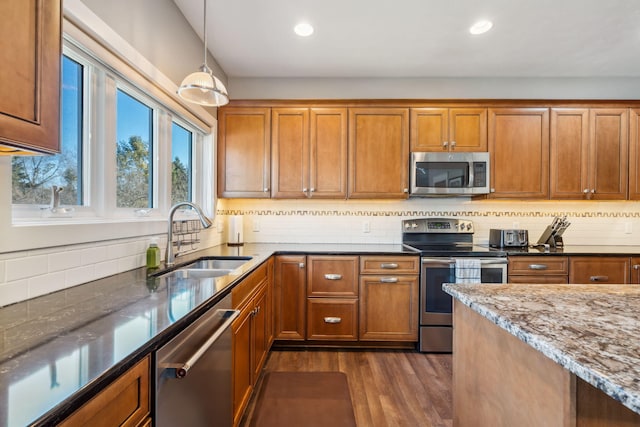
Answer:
xmin=410 ymin=152 xmax=490 ymax=196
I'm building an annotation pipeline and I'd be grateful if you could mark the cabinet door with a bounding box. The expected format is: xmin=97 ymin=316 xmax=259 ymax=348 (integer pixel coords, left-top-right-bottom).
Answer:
xmin=252 ymin=284 xmax=269 ymax=382
xmin=310 ymin=108 xmax=348 ymax=198
xmin=274 ymin=255 xmax=306 ymax=340
xmin=265 ymin=258 xmax=275 ymax=349
xmin=410 ymin=108 xmax=448 ymax=151
xmin=218 ymin=107 xmax=271 ymax=198
xmin=232 ymin=305 xmax=253 ymax=427
xmin=271 ymin=108 xmax=309 ymax=198
xmin=550 ymin=108 xmax=589 ymax=199
xmin=631 ymin=257 xmax=640 ymax=284
xmin=0 ymin=0 xmax=61 ymax=154
xmin=449 ymin=108 xmax=487 ymax=151
xmin=569 ymin=256 xmax=631 ymax=284
xmin=489 ymin=108 xmax=550 ymax=198
xmin=588 ymin=109 xmax=628 ymax=200
xmin=629 ymin=109 xmax=640 ymax=200
xmin=359 ymin=275 xmax=419 ymax=341
xmin=348 ymin=108 xmax=409 ymax=198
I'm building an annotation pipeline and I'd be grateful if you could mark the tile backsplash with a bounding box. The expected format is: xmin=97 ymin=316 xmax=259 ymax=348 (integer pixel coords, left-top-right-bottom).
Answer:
xmin=3 ymin=197 xmax=640 ymax=307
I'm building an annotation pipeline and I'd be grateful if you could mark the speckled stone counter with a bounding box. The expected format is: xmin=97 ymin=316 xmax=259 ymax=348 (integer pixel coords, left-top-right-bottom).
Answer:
xmin=443 ymin=282 xmax=640 ymax=415
xmin=0 ymin=243 xmax=412 ymax=427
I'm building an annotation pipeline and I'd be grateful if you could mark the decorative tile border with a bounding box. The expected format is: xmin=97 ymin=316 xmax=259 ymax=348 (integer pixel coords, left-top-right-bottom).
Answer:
xmin=217 ymin=209 xmax=640 ymax=219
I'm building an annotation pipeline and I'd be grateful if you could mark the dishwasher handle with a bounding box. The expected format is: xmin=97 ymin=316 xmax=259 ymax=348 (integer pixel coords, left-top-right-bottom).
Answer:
xmin=164 ymin=309 xmax=240 ymax=379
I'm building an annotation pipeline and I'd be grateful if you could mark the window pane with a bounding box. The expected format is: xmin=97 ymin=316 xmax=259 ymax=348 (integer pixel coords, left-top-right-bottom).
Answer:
xmin=116 ymin=90 xmax=153 ymax=208
xmin=12 ymin=55 xmax=83 ymax=205
xmin=171 ymin=122 xmax=193 ymax=205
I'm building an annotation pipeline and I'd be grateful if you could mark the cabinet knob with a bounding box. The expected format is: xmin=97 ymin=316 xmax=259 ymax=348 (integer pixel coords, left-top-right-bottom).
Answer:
xmin=591 ymin=189 xmax=596 ymax=194
xmin=450 ymin=141 xmax=456 ymax=149
xmin=299 ymin=262 xmax=305 ymax=268
xmin=443 ymin=141 xmax=448 ymax=149
xmin=633 ymin=264 xmax=640 ymax=270
xmin=263 ymin=188 xmax=269 ymax=192
xmin=302 ymin=188 xmax=308 ymax=192
xmin=583 ymin=189 xmax=589 ymax=194
xmin=310 ymin=188 xmax=315 ymax=192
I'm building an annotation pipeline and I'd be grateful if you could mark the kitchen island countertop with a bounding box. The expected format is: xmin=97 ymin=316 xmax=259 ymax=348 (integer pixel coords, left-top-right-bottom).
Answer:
xmin=443 ymin=282 xmax=640 ymax=415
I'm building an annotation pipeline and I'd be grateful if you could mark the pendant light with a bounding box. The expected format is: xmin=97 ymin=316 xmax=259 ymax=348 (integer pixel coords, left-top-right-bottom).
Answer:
xmin=177 ymin=0 xmax=229 ymax=106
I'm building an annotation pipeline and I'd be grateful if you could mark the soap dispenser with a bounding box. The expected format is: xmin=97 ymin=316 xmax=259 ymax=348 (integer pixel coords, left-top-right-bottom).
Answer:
xmin=146 ymin=238 xmax=161 ymax=269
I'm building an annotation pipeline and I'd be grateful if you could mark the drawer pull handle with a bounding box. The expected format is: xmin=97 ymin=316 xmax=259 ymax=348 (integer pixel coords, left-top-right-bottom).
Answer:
xmin=324 ymin=317 xmax=342 ymax=324
xmin=380 ymin=263 xmax=399 ymax=269
xmin=634 ymin=265 xmax=640 ymax=270
xmin=380 ymin=277 xmax=399 ymax=283
xmin=590 ymin=275 xmax=609 ymax=282
xmin=324 ymin=274 xmax=342 ymax=280
xmin=528 ymin=264 xmax=548 ymax=270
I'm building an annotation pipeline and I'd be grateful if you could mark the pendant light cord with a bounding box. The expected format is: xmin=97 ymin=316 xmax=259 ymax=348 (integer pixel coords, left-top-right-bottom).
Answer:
xmin=203 ymin=0 xmax=208 ymax=70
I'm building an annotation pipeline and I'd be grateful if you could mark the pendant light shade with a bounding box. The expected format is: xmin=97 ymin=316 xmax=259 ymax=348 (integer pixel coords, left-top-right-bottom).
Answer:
xmin=178 ymin=0 xmax=229 ymax=107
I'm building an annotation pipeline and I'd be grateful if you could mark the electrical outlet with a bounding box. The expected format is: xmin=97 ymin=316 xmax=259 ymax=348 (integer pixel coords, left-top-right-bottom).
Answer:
xmin=253 ymin=219 xmax=260 ymax=232
xmin=625 ymin=222 xmax=632 ymax=234
xmin=362 ymin=221 xmax=371 ymax=233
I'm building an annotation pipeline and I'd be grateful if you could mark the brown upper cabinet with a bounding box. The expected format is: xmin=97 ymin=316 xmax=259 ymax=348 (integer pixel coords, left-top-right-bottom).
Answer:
xmin=218 ymin=108 xmax=271 ymax=198
xmin=551 ymin=108 xmax=628 ymax=200
xmin=271 ymin=107 xmax=348 ymax=199
xmin=0 ymin=0 xmax=61 ymax=155
xmin=488 ymin=108 xmax=550 ymax=198
xmin=627 ymin=109 xmax=640 ymax=200
xmin=410 ymin=108 xmax=487 ymax=152
xmin=348 ymin=108 xmax=410 ymax=199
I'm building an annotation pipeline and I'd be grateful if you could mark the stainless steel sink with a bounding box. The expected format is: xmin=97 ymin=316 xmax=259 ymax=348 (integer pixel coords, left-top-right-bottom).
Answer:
xmin=186 ymin=257 xmax=253 ymax=271
xmin=165 ymin=268 xmax=234 ymax=279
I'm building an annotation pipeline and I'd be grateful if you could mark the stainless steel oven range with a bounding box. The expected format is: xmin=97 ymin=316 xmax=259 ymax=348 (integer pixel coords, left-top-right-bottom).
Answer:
xmin=402 ymin=218 xmax=507 ymax=353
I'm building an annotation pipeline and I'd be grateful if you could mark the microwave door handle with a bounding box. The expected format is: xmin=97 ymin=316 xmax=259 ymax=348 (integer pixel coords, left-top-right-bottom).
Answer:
xmin=467 ymin=162 xmax=474 ymax=188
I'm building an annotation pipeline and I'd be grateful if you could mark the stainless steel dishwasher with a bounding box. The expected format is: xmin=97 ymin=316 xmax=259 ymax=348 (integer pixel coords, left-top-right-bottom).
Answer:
xmin=155 ymin=293 xmax=239 ymax=427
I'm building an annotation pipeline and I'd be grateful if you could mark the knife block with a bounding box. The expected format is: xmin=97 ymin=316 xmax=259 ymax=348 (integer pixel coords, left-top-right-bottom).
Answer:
xmin=536 ymin=225 xmax=564 ymax=248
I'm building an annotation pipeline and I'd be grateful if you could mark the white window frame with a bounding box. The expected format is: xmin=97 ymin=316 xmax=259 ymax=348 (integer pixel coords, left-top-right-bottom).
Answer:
xmin=0 ymin=1 xmax=216 ymax=254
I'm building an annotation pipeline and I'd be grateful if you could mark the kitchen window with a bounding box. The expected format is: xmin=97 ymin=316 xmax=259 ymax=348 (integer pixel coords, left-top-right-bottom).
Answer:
xmin=171 ymin=122 xmax=194 ymax=205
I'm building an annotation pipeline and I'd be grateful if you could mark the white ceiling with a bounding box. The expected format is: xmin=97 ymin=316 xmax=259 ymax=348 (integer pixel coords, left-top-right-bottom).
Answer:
xmin=173 ymin=0 xmax=640 ymax=79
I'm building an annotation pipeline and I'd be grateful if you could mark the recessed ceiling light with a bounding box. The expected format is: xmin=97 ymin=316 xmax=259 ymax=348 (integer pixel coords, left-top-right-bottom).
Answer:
xmin=469 ymin=20 xmax=493 ymax=35
xmin=294 ymin=22 xmax=314 ymax=37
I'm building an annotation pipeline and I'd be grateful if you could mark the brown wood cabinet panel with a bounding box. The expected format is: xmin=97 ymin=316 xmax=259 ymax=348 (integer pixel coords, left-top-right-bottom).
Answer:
xmin=59 ymin=356 xmax=150 ymax=427
xmin=307 ymin=298 xmax=358 ymax=340
xmin=348 ymin=108 xmax=409 ymax=198
xmin=509 ymin=275 xmax=569 ymax=284
xmin=307 ymin=255 xmax=359 ymax=297
xmin=360 ymin=255 xmax=419 ymax=275
xmin=631 ymin=257 xmax=640 ymax=285
xmin=271 ymin=108 xmax=310 ymax=198
xmin=569 ymin=256 xmax=631 ymax=284
xmin=629 ymin=109 xmax=640 ymax=200
xmin=310 ymin=108 xmax=348 ymax=198
xmin=508 ymin=256 xmax=569 ymax=276
xmin=0 ymin=0 xmax=61 ymax=154
xmin=588 ymin=109 xmax=628 ymax=200
xmin=252 ymin=284 xmax=269 ymax=383
xmin=488 ymin=108 xmax=550 ymax=198
xmin=550 ymin=108 xmax=590 ymax=199
xmin=232 ymin=302 xmax=253 ymax=427
xmin=218 ymin=108 xmax=271 ymax=198
xmin=359 ymin=275 xmax=418 ymax=341
xmin=274 ymin=255 xmax=306 ymax=340
xmin=411 ymin=108 xmax=487 ymax=152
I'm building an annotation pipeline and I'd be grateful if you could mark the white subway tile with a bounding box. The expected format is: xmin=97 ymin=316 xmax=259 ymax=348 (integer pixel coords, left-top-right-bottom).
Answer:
xmin=6 ymin=256 xmax=48 ymax=282
xmin=49 ymin=250 xmax=82 ymax=273
xmin=0 ymin=261 xmax=5 ymax=283
xmin=28 ymin=272 xmax=67 ymax=298
xmin=118 ymin=254 xmax=142 ymax=272
xmin=66 ymin=265 xmax=97 ymax=287
xmin=81 ymin=246 xmax=107 ymax=265
xmin=106 ymin=243 xmax=128 ymax=260
xmin=95 ymin=260 xmax=119 ymax=278
xmin=0 ymin=280 xmax=28 ymax=307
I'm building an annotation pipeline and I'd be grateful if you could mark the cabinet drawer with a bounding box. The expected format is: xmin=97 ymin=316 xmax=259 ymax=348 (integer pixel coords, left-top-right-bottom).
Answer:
xmin=307 ymin=298 xmax=358 ymax=340
xmin=360 ymin=256 xmax=419 ymax=275
xmin=509 ymin=275 xmax=569 ymax=284
xmin=569 ymin=256 xmax=631 ymax=284
xmin=307 ymin=256 xmax=359 ymax=296
xmin=232 ymin=261 xmax=268 ymax=309
xmin=508 ymin=256 xmax=568 ymax=275
xmin=60 ymin=356 xmax=150 ymax=427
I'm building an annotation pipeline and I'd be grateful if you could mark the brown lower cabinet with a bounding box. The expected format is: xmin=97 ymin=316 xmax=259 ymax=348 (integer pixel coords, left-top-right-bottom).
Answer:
xmin=231 ymin=260 xmax=273 ymax=427
xmin=569 ymin=256 xmax=631 ymax=284
xmin=59 ymin=356 xmax=150 ymax=427
xmin=508 ymin=256 xmax=569 ymax=284
xmin=273 ymin=255 xmax=307 ymax=340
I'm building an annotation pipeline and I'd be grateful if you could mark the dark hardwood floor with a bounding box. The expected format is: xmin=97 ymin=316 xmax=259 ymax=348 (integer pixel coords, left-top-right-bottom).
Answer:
xmin=240 ymin=349 xmax=453 ymax=427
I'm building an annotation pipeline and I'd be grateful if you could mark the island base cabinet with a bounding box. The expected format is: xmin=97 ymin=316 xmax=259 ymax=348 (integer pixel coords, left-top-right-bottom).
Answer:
xmin=453 ymin=301 xmax=640 ymax=427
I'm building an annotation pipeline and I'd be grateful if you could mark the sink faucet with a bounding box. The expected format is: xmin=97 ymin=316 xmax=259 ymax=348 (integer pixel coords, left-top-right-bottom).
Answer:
xmin=165 ymin=202 xmax=213 ymax=266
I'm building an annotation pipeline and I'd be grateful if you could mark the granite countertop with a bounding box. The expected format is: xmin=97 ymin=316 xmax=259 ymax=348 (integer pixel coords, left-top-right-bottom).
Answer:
xmin=0 ymin=243 xmax=411 ymax=427
xmin=443 ymin=282 xmax=640 ymax=415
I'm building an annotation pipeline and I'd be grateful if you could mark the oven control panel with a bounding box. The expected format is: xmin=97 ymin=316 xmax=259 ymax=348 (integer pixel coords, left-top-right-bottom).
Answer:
xmin=402 ymin=218 xmax=474 ymax=234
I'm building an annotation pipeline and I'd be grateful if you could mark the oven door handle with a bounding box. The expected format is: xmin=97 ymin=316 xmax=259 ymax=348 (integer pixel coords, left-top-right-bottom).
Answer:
xmin=421 ymin=258 xmax=508 ymax=265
